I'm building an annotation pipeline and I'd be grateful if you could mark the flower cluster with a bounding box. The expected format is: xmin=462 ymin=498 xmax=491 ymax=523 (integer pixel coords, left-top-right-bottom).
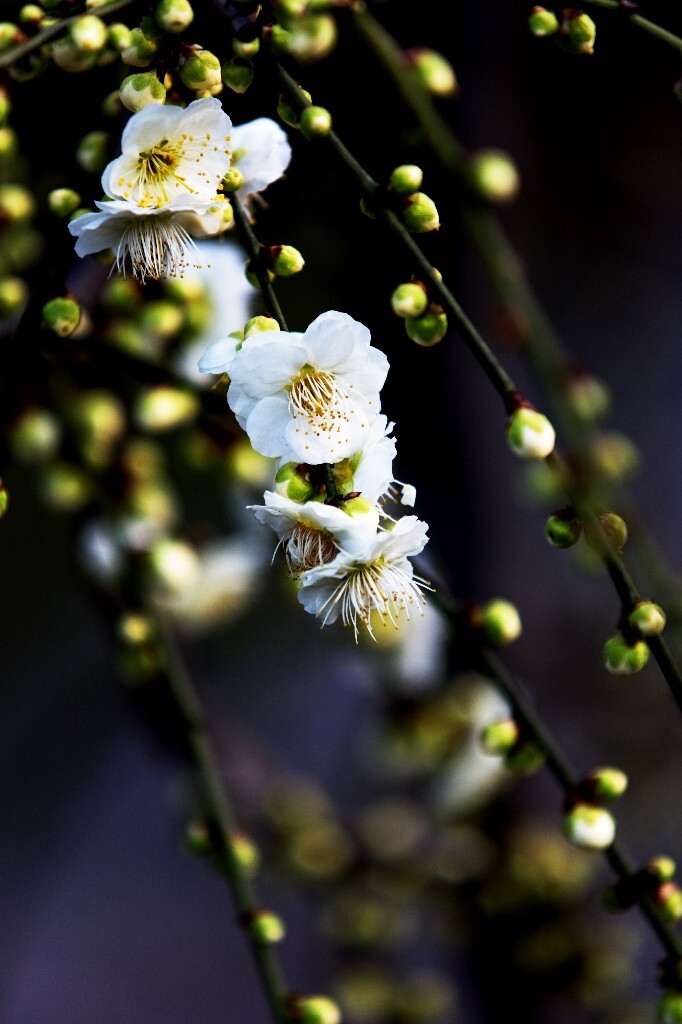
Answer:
xmin=201 ymin=310 xmax=430 ymax=639
xmin=69 ymin=98 xmax=290 ymax=282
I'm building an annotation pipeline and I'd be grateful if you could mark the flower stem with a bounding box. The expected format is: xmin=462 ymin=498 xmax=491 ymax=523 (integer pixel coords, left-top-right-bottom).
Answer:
xmin=0 ymin=0 xmax=138 ymax=69
xmin=582 ymin=0 xmax=682 ymax=53
xmin=232 ymin=195 xmax=289 ymax=332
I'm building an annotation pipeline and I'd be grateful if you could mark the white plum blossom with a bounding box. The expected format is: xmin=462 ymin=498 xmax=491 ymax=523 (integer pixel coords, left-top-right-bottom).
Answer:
xmin=70 ymin=97 xmax=233 ymax=281
xmin=297 ymin=515 xmax=430 ymax=640
xmin=248 ymin=490 xmax=380 ymax=574
xmin=230 ymin=118 xmax=291 ymax=197
xmin=227 ymin=311 xmax=389 ymax=463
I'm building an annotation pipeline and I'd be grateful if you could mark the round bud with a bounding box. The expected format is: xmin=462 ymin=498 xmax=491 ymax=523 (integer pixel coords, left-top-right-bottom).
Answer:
xmin=148 ymin=538 xmax=201 ymax=595
xmin=0 ymin=483 xmax=7 ymax=518
xmin=76 ymin=130 xmax=109 ymax=173
xmin=118 ymin=612 xmax=153 ymax=646
xmin=410 ymin=48 xmax=457 ymax=96
xmin=585 ymin=511 xmax=628 ymax=555
xmin=281 ymin=14 xmax=337 ymax=62
xmin=121 ymin=27 xmax=158 ymax=67
xmin=120 ymin=71 xmax=166 ymax=111
xmin=545 ymin=507 xmax=583 ymax=548
xmin=505 ymin=742 xmax=546 ymax=776
xmin=249 ymin=910 xmax=286 ymax=944
xmin=562 ymin=10 xmax=596 ymax=55
xmin=563 ymin=803 xmax=615 ymax=851
xmin=244 ymin=314 xmax=280 ymax=338
xmin=51 ymin=37 xmax=97 ymax=72
xmin=658 ymin=991 xmax=682 ymax=1024
xmin=0 ymin=127 xmax=17 ymax=157
xmin=229 ymin=830 xmax=260 ymax=876
xmin=39 ymin=463 xmax=92 ymax=512
xmin=507 ymin=407 xmax=556 ymax=460
xmin=480 ymin=718 xmax=519 ymax=756
xmin=649 ymin=856 xmax=677 ymax=883
xmin=391 ymin=282 xmax=428 ymax=319
xmin=69 ymin=14 xmax=107 ymax=52
xmin=529 ymin=7 xmax=559 ymax=37
xmin=603 ymin=633 xmax=650 ymax=677
xmin=0 ymin=88 xmax=10 ymax=126
xmin=405 ymin=306 xmax=447 ymax=346
xmin=43 ymin=296 xmax=80 ymax=337
xmin=0 ymin=276 xmax=28 ymax=318
xmin=402 ymin=192 xmax=440 ymax=233
xmin=590 ymin=432 xmax=639 ymax=482
xmin=221 ymin=166 xmax=245 ymax=192
xmin=300 ymin=105 xmax=332 ymax=139
xmin=587 ymin=766 xmax=629 ymax=804
xmin=389 ymin=164 xmax=423 ymax=195
xmin=628 ymin=601 xmax=666 ymax=637
xmin=473 ymin=598 xmax=522 ymax=647
xmin=134 ymin=387 xmax=199 ymax=432
xmin=342 ymin=497 xmax=380 ymax=532
xmin=154 ymin=0 xmax=194 ymax=33
xmin=233 ymin=36 xmax=260 ymax=58
xmin=48 ymin=187 xmax=81 ymax=218
xmin=291 ymin=996 xmax=342 ymax=1024
xmin=564 ymin=372 xmax=611 ymax=423
xmin=468 ymin=149 xmax=520 ymax=204
xmin=19 ymin=6 xmax=44 ymax=28
xmin=657 ymin=883 xmax=682 ymax=924
xmin=139 ymin=299 xmax=183 ymax=339
xmin=180 ymin=49 xmax=221 ymax=90
xmin=0 ymin=184 xmax=35 ymax=224
xmin=10 ymin=409 xmax=61 ymax=463
xmin=221 ymin=59 xmax=254 ymax=93
xmin=185 ymin=819 xmax=213 ymax=856
xmin=107 ymin=22 xmax=133 ymax=52
xmin=270 ymin=244 xmax=305 ymax=277
xmin=275 ymin=463 xmax=315 ymax=503
xmin=277 ymin=90 xmax=311 ymax=127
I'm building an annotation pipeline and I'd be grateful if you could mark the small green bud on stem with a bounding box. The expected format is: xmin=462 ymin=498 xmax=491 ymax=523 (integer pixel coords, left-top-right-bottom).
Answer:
xmin=300 ymin=105 xmax=332 ymax=138
xmin=585 ymin=511 xmax=628 ymax=555
xmin=560 ymin=9 xmax=596 ymax=55
xmin=603 ymin=633 xmax=649 ymax=676
xmin=529 ymin=7 xmax=560 ymax=36
xmin=628 ymin=600 xmax=666 ymax=637
xmin=244 ymin=314 xmax=280 ymax=337
xmin=48 ymin=188 xmax=81 ymax=218
xmin=120 ymin=71 xmax=166 ymax=111
xmin=180 ymin=49 xmax=222 ymax=90
xmin=545 ymin=506 xmax=583 ymax=548
xmin=468 ymin=149 xmax=520 ymax=204
xmin=248 ymin=910 xmax=286 ymax=944
xmin=263 ymin=244 xmax=305 ymax=277
xmin=290 ymin=995 xmax=342 ymax=1024
xmin=506 ymin=404 xmax=556 ymax=460
xmin=471 ymin=598 xmax=522 ymax=647
xmin=480 ymin=718 xmax=519 ymax=756
xmin=407 ymin=47 xmax=457 ymax=97
xmin=563 ymin=803 xmax=615 ymax=850
xmin=154 ymin=0 xmax=194 ymax=33
xmin=43 ymin=296 xmax=80 ymax=337
xmin=401 ymin=192 xmax=440 ymax=233
xmin=389 ymin=164 xmax=423 ymax=195
xmin=405 ymin=304 xmax=447 ymax=346
xmin=391 ymin=281 xmax=428 ymax=319
xmin=277 ymin=89 xmax=311 ymax=127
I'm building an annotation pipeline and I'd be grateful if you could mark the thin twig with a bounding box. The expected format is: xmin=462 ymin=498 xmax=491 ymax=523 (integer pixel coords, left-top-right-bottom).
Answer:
xmin=232 ymin=195 xmax=290 ymax=331
xmin=582 ymin=0 xmax=682 ymax=53
xmin=0 ymin=0 xmax=138 ymax=69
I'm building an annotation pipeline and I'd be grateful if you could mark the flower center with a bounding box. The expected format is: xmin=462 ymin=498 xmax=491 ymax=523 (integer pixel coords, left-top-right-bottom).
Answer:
xmin=135 ymin=138 xmax=195 ymax=208
xmin=323 ymin=557 xmax=428 ymax=641
xmin=288 ymin=367 xmax=338 ymax=419
xmin=283 ymin=523 xmax=337 ymax=575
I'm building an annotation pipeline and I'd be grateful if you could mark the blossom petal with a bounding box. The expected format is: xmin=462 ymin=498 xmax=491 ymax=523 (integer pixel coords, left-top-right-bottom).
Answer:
xmin=297 ymin=579 xmax=343 ymax=623
xmin=283 ymin=410 xmax=369 ymax=465
xmin=303 ymin=310 xmax=370 ymax=370
xmin=243 ymin=394 xmax=291 ymax=457
xmin=229 ymin=338 xmax=308 ymax=398
xmin=231 ymin=118 xmax=291 ymax=196
xmin=68 ymin=210 xmax=127 ymax=255
xmin=198 ymin=336 xmax=241 ymax=374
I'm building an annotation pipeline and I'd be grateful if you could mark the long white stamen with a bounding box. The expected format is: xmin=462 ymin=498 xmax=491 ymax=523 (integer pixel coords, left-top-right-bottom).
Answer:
xmin=115 ymin=216 xmax=203 ymax=282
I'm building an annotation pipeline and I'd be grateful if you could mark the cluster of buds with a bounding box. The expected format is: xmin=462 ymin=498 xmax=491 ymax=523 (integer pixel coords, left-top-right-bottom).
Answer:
xmin=245 ymin=244 xmax=305 ymax=287
xmin=0 ymin=103 xmax=37 ymax=319
xmin=562 ymin=766 xmax=628 ymax=851
xmin=269 ymin=0 xmax=338 ymax=64
xmin=529 ymin=7 xmax=597 ymax=55
xmin=603 ymin=599 xmax=665 ymax=677
xmin=391 ymin=277 xmax=447 ymax=348
xmin=480 ymin=716 xmax=545 ymax=776
xmin=604 ymin=856 xmax=682 ymax=924
xmin=387 ymin=164 xmax=440 ymax=234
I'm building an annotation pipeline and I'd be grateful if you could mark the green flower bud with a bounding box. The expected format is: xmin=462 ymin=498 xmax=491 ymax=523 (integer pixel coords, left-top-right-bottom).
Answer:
xmin=590 ymin=431 xmax=639 ymax=482
xmin=0 ymin=184 xmax=35 ymax=224
xmin=76 ymin=130 xmax=109 ymax=173
xmin=0 ymin=88 xmax=10 ymax=126
xmin=628 ymin=600 xmax=666 ymax=637
xmin=507 ymin=406 xmax=556 ymax=460
xmin=101 ymin=89 xmax=122 ymax=118
xmin=139 ymin=299 xmax=184 ymax=338
xmin=564 ymin=372 xmax=611 ymax=423
xmin=587 ymin=766 xmax=629 ymax=804
xmin=229 ymin=830 xmax=260 ymax=876
xmin=184 ymin=819 xmax=213 ymax=856
xmin=472 ymin=598 xmax=522 ymax=647
xmin=277 ymin=90 xmax=311 ymax=127
xmin=277 ymin=0 xmax=308 ymax=16
xmin=135 ymin=387 xmax=199 ymax=432
xmin=561 ymin=10 xmax=596 ymax=55
xmin=291 ymin=995 xmax=342 ymax=1024
xmin=529 ymin=7 xmax=559 ymax=37
xmin=0 ymin=24 xmax=20 ymax=50
xmin=650 ymin=856 xmax=677 ymax=883
xmin=603 ymin=633 xmax=650 ymax=676
xmin=69 ymin=14 xmax=107 ymax=52
xmin=148 ymin=537 xmax=201 ymax=594
xmin=120 ymin=71 xmax=166 ymax=112
xmin=505 ymin=742 xmax=545 ymax=776
xmin=410 ymin=48 xmax=457 ymax=96
xmin=0 ymin=276 xmax=28 ymax=318
xmin=180 ymin=49 xmax=221 ymax=90
xmin=656 ymin=883 xmax=682 ymax=924
xmin=249 ymin=910 xmax=286 ymax=944
xmin=563 ymin=803 xmax=615 ymax=850
xmin=343 ymin=496 xmax=380 ymax=531
xmin=391 ymin=282 xmax=428 ymax=319
xmin=118 ymin=612 xmax=154 ymax=646
xmin=545 ymin=507 xmax=583 ymax=548
xmin=52 ymin=37 xmax=98 ymax=72
xmin=585 ymin=511 xmax=628 ymax=555
xmin=155 ymin=0 xmax=194 ymax=32
xmin=244 ymin=314 xmax=280 ymax=337
xmin=402 ymin=192 xmax=440 ymax=233
xmin=405 ymin=306 xmax=447 ymax=346
xmin=389 ymin=164 xmax=423 ymax=195
xmin=221 ymin=166 xmax=245 ymax=191
xmin=43 ymin=296 xmax=81 ymax=337
xmin=47 ymin=187 xmax=81 ymax=218
xmin=107 ymin=22 xmax=133 ymax=52
xmin=480 ymin=718 xmax=519 ymax=756
xmin=40 ymin=462 xmax=92 ymax=512
xmin=10 ymin=408 xmax=61 ymax=462
xmin=658 ymin=991 xmax=682 ymax=1024
xmin=74 ymin=391 xmax=126 ymax=450
xmin=469 ymin=149 xmax=520 ymax=204
xmin=300 ymin=105 xmax=332 ymax=138
xmin=270 ymin=244 xmax=305 ymax=277
xmin=0 ymin=482 xmax=8 ymax=518
xmin=221 ymin=58 xmax=254 ymax=93
xmin=232 ymin=36 xmax=260 ymax=58
xmin=102 ymin=276 xmax=141 ymax=314
xmin=275 ymin=463 xmax=315 ymax=503
xmin=0 ymin=127 xmax=17 ymax=156
xmin=283 ymin=13 xmax=337 ymax=62
xmin=19 ymin=5 xmax=45 ymax=28
xmin=121 ymin=26 xmax=158 ymax=67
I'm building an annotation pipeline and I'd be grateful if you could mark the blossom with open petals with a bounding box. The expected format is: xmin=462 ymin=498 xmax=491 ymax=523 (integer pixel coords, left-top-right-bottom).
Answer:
xmin=227 ymin=311 xmax=389 ymax=463
xmin=231 ymin=118 xmax=291 ymax=197
xmin=297 ymin=516 xmax=430 ymax=640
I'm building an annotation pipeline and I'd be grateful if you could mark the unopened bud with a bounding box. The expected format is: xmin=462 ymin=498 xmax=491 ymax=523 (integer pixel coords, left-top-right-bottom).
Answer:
xmin=585 ymin=511 xmax=628 ymax=555
xmin=277 ymin=90 xmax=311 ymax=127
xmin=402 ymin=192 xmax=440 ymax=233
xmin=650 ymin=857 xmax=677 ymax=883
xmin=529 ymin=6 xmax=559 ymax=37
xmin=10 ymin=409 xmax=61 ymax=462
xmin=232 ymin=36 xmax=260 ymax=58
xmin=603 ymin=633 xmax=650 ymax=676
xmin=43 ymin=296 xmax=81 ymax=337
xmin=135 ymin=386 xmax=199 ymax=432
xmin=121 ymin=26 xmax=158 ymax=67
xmin=469 ymin=149 xmax=520 ymax=204
xmin=249 ymin=910 xmax=286 ymax=944
xmin=300 ymin=105 xmax=332 ymax=138
xmin=139 ymin=299 xmax=183 ymax=338
xmin=585 ymin=766 xmax=629 ymax=804
xmin=291 ymin=995 xmax=342 ymax=1024
xmin=76 ymin=130 xmax=109 ymax=173
xmin=185 ymin=819 xmax=213 ymax=856
xmin=275 ymin=463 xmax=315 ymax=503
xmin=628 ymin=600 xmax=666 ymax=637
xmin=221 ymin=59 xmax=254 ymax=93
xmin=107 ymin=22 xmax=133 ymax=52
xmin=69 ymin=14 xmax=106 ymax=52
xmin=658 ymin=991 xmax=682 ymax=1024
xmin=0 ymin=23 xmax=19 ymax=50
xmin=0 ymin=276 xmax=28 ymax=318
xmin=391 ymin=282 xmax=428 ymax=319
xmin=120 ymin=71 xmax=166 ymax=111
xmin=0 ymin=184 xmax=35 ymax=224
xmin=506 ymin=742 xmax=546 ymax=776
xmin=154 ymin=0 xmax=194 ymax=32
xmin=389 ymin=164 xmax=423 ymax=195
xmin=40 ymin=462 xmax=92 ymax=512
xmin=507 ymin=406 xmax=556 ymax=460
xmin=656 ymin=883 xmax=682 ymax=924
xmin=48 ymin=187 xmax=81 ymax=218
xmin=0 ymin=127 xmax=17 ymax=157
xmin=52 ymin=37 xmax=97 ymax=72
xmin=563 ymin=803 xmax=615 ymax=851
xmin=244 ymin=314 xmax=280 ymax=338
xmin=590 ymin=432 xmax=639 ymax=482
xmin=480 ymin=718 xmax=519 ymax=756
xmin=180 ymin=49 xmax=221 ymax=90
xmin=269 ymin=244 xmax=305 ymax=277
xmin=280 ymin=13 xmax=337 ymax=62
xmin=405 ymin=306 xmax=447 ymax=346
xmin=564 ymin=372 xmax=611 ymax=423
xmin=0 ymin=482 xmax=7 ymax=518
xmin=545 ymin=507 xmax=582 ymax=548
xmin=148 ymin=538 xmax=200 ymax=594
xmin=409 ymin=48 xmax=457 ymax=96
xmin=472 ymin=598 xmax=522 ymax=647
xmin=19 ymin=5 xmax=44 ymax=28
xmin=561 ymin=10 xmax=596 ymax=55
xmin=229 ymin=830 xmax=260 ymax=876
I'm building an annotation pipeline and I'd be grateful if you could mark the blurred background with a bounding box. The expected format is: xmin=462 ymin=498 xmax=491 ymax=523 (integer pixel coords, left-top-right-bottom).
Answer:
xmin=2 ymin=1 xmax=682 ymax=1021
